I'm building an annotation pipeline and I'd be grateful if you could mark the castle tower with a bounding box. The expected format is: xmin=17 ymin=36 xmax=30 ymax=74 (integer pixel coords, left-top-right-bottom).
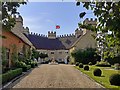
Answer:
xmin=83 ymin=18 xmax=97 ymax=26
xmin=48 ymin=31 xmax=56 ymax=39
xmin=13 ymin=15 xmax=24 ymax=32
xmin=23 ymin=27 xmax=29 ymax=35
xmin=15 ymin=15 xmax=23 ymax=25
xmin=75 ymin=28 xmax=83 ymax=38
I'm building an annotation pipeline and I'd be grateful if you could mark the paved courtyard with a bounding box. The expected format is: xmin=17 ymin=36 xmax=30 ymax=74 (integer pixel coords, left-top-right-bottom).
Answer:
xmin=13 ymin=64 xmax=104 ymax=88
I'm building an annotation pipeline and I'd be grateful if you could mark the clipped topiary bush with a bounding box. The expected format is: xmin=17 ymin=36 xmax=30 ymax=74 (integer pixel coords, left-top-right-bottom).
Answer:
xmin=88 ymin=62 xmax=92 ymax=65
xmin=79 ymin=63 xmax=83 ymax=68
xmin=93 ymin=68 xmax=102 ymax=76
xmin=84 ymin=65 xmax=89 ymax=71
xmin=76 ymin=62 xmax=79 ymax=66
xmin=109 ymin=74 xmax=120 ymax=86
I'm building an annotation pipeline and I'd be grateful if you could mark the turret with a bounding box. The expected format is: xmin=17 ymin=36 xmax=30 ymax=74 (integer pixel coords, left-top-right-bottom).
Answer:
xmin=23 ymin=27 xmax=29 ymax=35
xmin=75 ymin=28 xmax=83 ymax=38
xmin=83 ymin=18 xmax=97 ymax=26
xmin=15 ymin=15 xmax=23 ymax=25
xmin=48 ymin=31 xmax=56 ymax=39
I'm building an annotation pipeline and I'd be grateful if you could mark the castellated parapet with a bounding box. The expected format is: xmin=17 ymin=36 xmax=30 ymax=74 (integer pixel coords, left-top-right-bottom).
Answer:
xmin=15 ymin=15 xmax=23 ymax=25
xmin=48 ymin=31 xmax=56 ymax=39
xmin=30 ymin=32 xmax=47 ymax=37
xmin=23 ymin=27 xmax=29 ymax=35
xmin=83 ymin=18 xmax=97 ymax=26
xmin=57 ymin=33 xmax=75 ymax=38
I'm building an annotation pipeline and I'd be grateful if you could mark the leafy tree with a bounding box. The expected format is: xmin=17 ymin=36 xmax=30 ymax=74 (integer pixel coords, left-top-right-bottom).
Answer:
xmin=71 ymin=48 xmax=100 ymax=64
xmin=1 ymin=1 xmax=27 ymax=31
xmin=76 ymin=1 xmax=120 ymax=60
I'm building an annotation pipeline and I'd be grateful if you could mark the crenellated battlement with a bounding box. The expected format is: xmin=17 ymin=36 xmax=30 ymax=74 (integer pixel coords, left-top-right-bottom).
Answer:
xmin=57 ymin=34 xmax=75 ymax=38
xmin=30 ymin=32 xmax=47 ymax=37
xmin=29 ymin=18 xmax=95 ymax=39
xmin=84 ymin=18 xmax=97 ymax=22
xmin=83 ymin=18 xmax=97 ymax=26
xmin=15 ymin=15 xmax=23 ymax=24
xmin=48 ymin=31 xmax=56 ymax=39
xmin=48 ymin=31 xmax=56 ymax=34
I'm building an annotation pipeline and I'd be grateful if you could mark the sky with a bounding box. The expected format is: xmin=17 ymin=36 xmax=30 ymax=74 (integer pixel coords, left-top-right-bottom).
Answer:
xmin=18 ymin=2 xmax=96 ymax=36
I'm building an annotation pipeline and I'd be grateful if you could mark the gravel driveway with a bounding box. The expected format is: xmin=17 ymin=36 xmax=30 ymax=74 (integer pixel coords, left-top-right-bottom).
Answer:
xmin=13 ymin=64 xmax=104 ymax=88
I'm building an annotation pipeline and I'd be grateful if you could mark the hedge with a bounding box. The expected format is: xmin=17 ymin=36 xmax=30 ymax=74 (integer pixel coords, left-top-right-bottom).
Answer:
xmin=95 ymin=60 xmax=111 ymax=67
xmin=2 ymin=68 xmax=22 ymax=84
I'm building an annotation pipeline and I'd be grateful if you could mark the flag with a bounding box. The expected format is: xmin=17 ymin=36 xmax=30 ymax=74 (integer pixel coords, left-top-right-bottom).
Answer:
xmin=56 ymin=25 xmax=60 ymax=29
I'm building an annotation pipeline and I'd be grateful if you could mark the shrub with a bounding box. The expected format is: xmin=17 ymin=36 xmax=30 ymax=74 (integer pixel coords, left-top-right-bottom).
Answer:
xmin=114 ymin=63 xmax=120 ymax=70
xmin=93 ymin=68 xmax=102 ymax=76
xmin=31 ymin=62 xmax=35 ymax=68
xmin=27 ymin=65 xmax=31 ymax=70
xmin=16 ymin=61 xmax=26 ymax=68
xmin=84 ymin=65 xmax=89 ymax=71
xmin=76 ymin=62 xmax=79 ymax=66
xmin=2 ymin=68 xmax=22 ymax=84
xmin=15 ymin=61 xmax=28 ymax=72
xmin=79 ymin=63 xmax=83 ymax=68
xmin=109 ymin=74 xmax=120 ymax=86
xmin=35 ymin=62 xmax=38 ymax=67
xmin=88 ymin=62 xmax=92 ymax=65
xmin=95 ymin=60 xmax=111 ymax=67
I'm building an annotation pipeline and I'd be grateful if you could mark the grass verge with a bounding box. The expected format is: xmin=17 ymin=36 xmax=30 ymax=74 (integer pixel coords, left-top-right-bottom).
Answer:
xmin=75 ymin=65 xmax=120 ymax=89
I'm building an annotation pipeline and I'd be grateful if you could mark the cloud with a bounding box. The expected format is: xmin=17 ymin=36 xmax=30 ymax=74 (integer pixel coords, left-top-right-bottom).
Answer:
xmin=46 ymin=19 xmax=55 ymax=24
xmin=23 ymin=16 xmax=43 ymax=24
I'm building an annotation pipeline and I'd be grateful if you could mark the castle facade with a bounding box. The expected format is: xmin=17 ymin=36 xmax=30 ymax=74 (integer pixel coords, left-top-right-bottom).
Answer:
xmin=2 ymin=15 xmax=97 ymax=65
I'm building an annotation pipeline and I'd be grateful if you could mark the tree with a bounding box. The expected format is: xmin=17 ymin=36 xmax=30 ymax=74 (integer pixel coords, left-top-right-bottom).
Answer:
xmin=1 ymin=1 xmax=27 ymax=31
xmin=39 ymin=53 xmax=48 ymax=61
xmin=77 ymin=1 xmax=120 ymax=60
xmin=71 ymin=48 xmax=100 ymax=64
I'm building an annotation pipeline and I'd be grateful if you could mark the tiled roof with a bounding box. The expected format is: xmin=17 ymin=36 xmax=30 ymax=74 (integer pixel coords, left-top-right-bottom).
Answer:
xmin=25 ymin=34 xmax=66 ymax=50
xmin=58 ymin=36 xmax=78 ymax=49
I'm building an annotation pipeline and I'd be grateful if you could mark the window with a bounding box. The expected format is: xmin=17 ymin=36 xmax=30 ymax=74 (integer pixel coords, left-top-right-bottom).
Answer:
xmin=65 ymin=52 xmax=68 ymax=54
xmin=51 ymin=52 xmax=54 ymax=54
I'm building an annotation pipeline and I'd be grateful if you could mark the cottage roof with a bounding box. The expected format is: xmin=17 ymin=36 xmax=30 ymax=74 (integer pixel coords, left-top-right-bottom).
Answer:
xmin=11 ymin=27 xmax=33 ymax=47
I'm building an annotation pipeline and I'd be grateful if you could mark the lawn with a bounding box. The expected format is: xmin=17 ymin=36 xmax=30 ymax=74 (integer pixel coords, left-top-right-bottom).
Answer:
xmin=75 ymin=65 xmax=120 ymax=89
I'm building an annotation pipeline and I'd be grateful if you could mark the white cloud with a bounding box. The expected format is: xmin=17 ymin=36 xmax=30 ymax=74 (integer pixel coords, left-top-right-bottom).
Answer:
xmin=46 ymin=19 xmax=55 ymax=24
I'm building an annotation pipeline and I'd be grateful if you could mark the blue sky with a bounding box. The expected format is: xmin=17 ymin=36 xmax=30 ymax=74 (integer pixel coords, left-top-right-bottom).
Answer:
xmin=18 ymin=2 xmax=96 ymax=36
